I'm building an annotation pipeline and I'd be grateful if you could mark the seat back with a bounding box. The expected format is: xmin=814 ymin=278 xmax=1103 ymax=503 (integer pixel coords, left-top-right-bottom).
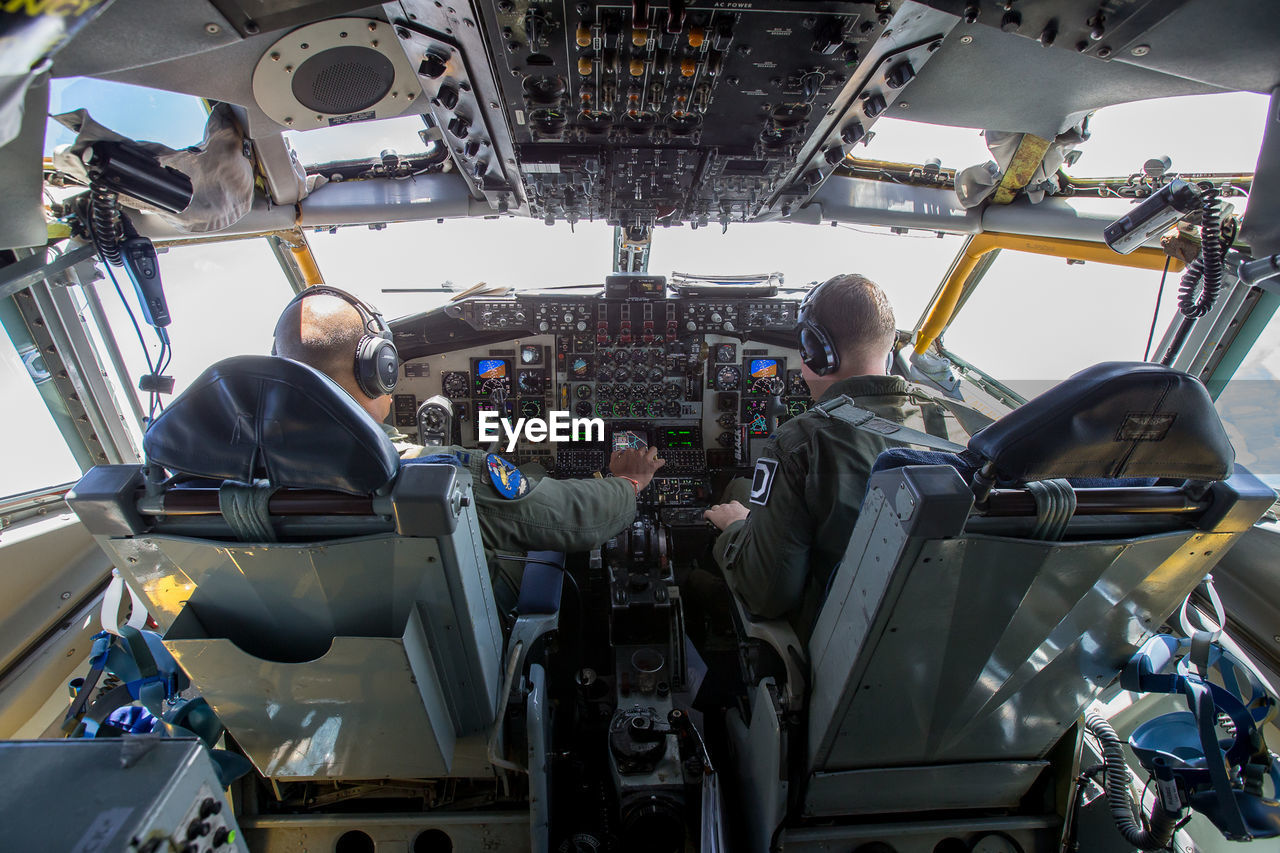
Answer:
xmin=68 ymin=357 xmax=504 ymax=782
xmin=802 ymin=363 xmax=1274 ymax=817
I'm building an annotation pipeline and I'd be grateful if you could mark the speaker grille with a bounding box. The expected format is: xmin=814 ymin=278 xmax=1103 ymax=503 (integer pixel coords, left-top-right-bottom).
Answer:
xmin=291 ymin=46 xmax=395 ymax=115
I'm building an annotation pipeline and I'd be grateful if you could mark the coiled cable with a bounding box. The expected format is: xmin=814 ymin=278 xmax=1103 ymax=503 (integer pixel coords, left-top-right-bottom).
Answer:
xmin=1084 ymin=711 xmax=1180 ymax=850
xmin=89 ymin=183 xmax=125 ymax=266
xmin=1176 ymin=183 xmax=1223 ymax=318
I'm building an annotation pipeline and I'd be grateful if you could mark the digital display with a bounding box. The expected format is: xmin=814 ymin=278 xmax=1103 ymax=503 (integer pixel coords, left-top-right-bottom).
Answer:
xmin=611 ymin=429 xmax=650 ymax=452
xmin=749 ymin=358 xmax=778 ymax=378
xmin=658 ymin=426 xmax=697 ymax=448
xmin=519 ymin=345 xmax=543 ymax=365
xmin=744 ymin=400 xmax=770 ymax=437
xmin=478 ymin=359 xmax=507 ymax=379
xmin=472 ymin=358 xmax=512 ymax=398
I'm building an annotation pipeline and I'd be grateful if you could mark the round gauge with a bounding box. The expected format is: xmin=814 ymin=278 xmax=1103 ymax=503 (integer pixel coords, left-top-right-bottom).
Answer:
xmin=750 ymin=376 xmax=786 ymax=396
xmin=969 ymin=833 xmax=1023 ymax=853
xmin=648 ymin=402 xmax=665 ymax=418
xmin=574 ymin=400 xmax=593 ymax=417
xmin=631 ymin=349 xmax=649 ymax=364
xmin=596 ymin=401 xmax=614 ymax=418
xmin=593 ymin=384 xmax=610 ymax=400
xmin=597 ymin=364 xmax=615 ymax=382
xmin=481 ymin=376 xmax=510 ymax=398
xmin=664 ymin=401 xmax=681 ymax=417
xmin=630 ymin=383 xmax=647 ymax=400
xmin=575 ymin=383 xmax=593 ymax=399
xmin=613 ymin=402 xmax=630 ymax=417
xmin=621 ymin=110 xmax=657 ymax=135
xmin=520 ymin=399 xmax=545 ymax=418
xmin=519 ymin=344 xmax=542 ymax=365
xmin=647 ymin=367 xmax=664 ymax=384
xmin=577 ymin=109 xmax=614 ymax=135
xmin=713 ymin=365 xmax=741 ymax=391
xmin=518 ymin=371 xmax=544 ymax=395
xmin=663 ymin=382 xmax=682 ymax=399
xmin=443 ymin=372 xmax=469 ymax=397
xmin=714 ymin=343 xmax=736 ymax=364
xmin=607 ymin=349 xmax=625 ymax=364
xmin=770 ymin=102 xmax=811 ymax=128
xmin=716 ymin=430 xmax=735 ymax=447
xmin=717 ymin=413 xmax=736 ymax=428
xmin=570 ymin=356 xmax=593 ymax=380
xmin=787 ymin=372 xmax=810 ymax=396
xmin=614 ymin=366 xmax=632 ymax=384
xmin=786 ymin=399 xmax=812 ymax=417
xmin=648 ymin=383 xmax=665 ymax=398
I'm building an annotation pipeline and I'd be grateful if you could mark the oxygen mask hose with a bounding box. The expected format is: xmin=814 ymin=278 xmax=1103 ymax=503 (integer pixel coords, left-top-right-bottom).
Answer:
xmin=1085 ymin=711 xmax=1181 ymax=850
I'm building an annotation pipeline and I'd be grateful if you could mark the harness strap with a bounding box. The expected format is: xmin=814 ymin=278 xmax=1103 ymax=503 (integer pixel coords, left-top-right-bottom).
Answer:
xmin=816 ymin=395 xmax=968 ymax=453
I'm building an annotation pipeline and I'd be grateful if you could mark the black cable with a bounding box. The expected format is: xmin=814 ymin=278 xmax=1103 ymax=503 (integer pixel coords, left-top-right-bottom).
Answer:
xmin=1144 ymin=255 xmax=1172 ymax=361
xmin=1176 ymin=184 xmax=1224 ymax=319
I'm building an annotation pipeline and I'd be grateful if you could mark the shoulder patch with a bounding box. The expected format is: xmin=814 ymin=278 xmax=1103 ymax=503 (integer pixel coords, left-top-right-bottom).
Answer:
xmin=486 ymin=453 xmax=529 ymax=499
xmin=749 ymin=457 xmax=779 ymax=506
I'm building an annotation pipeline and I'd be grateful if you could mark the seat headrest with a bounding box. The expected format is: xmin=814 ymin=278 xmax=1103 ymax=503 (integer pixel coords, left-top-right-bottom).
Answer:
xmin=144 ymin=355 xmax=399 ymax=495
xmin=966 ymin=362 xmax=1233 ymax=483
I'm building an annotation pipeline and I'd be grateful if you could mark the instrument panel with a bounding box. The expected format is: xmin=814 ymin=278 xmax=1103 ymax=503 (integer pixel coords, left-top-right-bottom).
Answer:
xmin=391 ymin=291 xmax=815 ymax=510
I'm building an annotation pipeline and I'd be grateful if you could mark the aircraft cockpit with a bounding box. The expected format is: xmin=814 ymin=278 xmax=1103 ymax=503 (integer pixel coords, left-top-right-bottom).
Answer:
xmin=2 ymin=2 xmax=1280 ymax=853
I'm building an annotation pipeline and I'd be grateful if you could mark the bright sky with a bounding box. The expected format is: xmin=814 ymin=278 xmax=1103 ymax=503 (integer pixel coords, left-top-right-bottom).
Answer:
xmin=4 ymin=83 xmax=1276 ymax=496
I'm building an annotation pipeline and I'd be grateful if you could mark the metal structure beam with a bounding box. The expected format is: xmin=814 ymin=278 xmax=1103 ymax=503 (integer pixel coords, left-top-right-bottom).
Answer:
xmin=914 ymin=232 xmax=1180 ymax=353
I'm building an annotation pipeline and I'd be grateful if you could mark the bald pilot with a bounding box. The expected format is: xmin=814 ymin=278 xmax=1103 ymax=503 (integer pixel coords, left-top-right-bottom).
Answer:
xmin=273 ymin=286 xmax=665 ymax=614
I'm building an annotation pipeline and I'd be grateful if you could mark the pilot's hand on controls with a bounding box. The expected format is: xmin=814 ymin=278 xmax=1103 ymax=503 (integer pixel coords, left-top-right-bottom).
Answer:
xmin=610 ymin=447 xmax=666 ymax=492
xmin=704 ymin=501 xmax=750 ymax=531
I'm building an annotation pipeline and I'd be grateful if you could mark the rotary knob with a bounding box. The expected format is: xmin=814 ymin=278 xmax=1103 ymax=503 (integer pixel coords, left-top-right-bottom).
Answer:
xmin=538 ymin=321 xmax=550 ymax=332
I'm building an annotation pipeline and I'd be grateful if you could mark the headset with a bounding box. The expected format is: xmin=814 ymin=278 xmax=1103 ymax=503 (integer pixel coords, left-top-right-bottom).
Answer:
xmin=796 ymin=277 xmax=841 ymax=376
xmin=272 ymin=285 xmax=399 ymax=399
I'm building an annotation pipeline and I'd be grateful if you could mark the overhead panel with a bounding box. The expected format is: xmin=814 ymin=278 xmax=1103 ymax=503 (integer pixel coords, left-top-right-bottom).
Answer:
xmin=432 ymin=0 xmax=956 ymax=228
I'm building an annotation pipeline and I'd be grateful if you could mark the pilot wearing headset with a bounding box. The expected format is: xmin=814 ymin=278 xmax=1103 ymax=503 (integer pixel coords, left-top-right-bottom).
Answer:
xmin=702 ymin=274 xmax=919 ymax=639
xmin=272 ymin=286 xmax=665 ymax=615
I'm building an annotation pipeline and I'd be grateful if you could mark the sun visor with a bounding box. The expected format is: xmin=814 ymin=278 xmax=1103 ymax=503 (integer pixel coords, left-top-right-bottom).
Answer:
xmin=51 ymin=102 xmax=255 ymax=234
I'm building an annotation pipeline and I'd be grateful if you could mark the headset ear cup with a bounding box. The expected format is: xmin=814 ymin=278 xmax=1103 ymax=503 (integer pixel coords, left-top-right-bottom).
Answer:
xmin=354 ymin=336 xmax=399 ymax=399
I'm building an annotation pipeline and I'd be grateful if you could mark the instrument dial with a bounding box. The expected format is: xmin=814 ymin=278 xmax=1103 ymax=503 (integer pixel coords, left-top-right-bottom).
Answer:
xmin=647 ymin=402 xmax=665 ymax=418
xmin=520 ymin=399 xmax=545 ymax=418
xmin=442 ymin=372 xmax=470 ymax=398
xmin=786 ymin=399 xmax=812 ymax=417
xmin=480 ymin=376 xmax=510 ymax=399
xmin=596 ymin=401 xmax=614 ymax=417
xmin=713 ymin=365 xmax=741 ymax=391
xmin=613 ymin=402 xmax=631 ymax=417
xmin=663 ymin=382 xmax=682 ymax=399
xmin=595 ymin=384 xmax=612 ymax=400
xmin=631 ymin=349 xmax=649 ymax=364
xmin=647 ymin=367 xmax=664 ymax=383
xmin=575 ymin=384 xmax=593 ymax=399
xmin=630 ymin=383 xmax=647 ymax=400
xmin=664 ymin=401 xmax=681 ymax=417
xmin=614 ymin=366 xmax=632 ymax=383
xmin=597 ymin=364 xmax=615 ymax=382
xmin=749 ymin=376 xmax=786 ymax=396
xmin=714 ymin=343 xmax=737 ymax=363
xmin=575 ymin=400 xmax=594 ymax=417
xmin=517 ymin=370 xmax=544 ymax=395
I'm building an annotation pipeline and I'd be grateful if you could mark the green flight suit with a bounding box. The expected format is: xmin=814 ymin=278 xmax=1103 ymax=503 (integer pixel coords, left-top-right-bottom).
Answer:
xmin=713 ymin=375 xmax=919 ymax=639
xmin=385 ymin=426 xmax=636 ymax=615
